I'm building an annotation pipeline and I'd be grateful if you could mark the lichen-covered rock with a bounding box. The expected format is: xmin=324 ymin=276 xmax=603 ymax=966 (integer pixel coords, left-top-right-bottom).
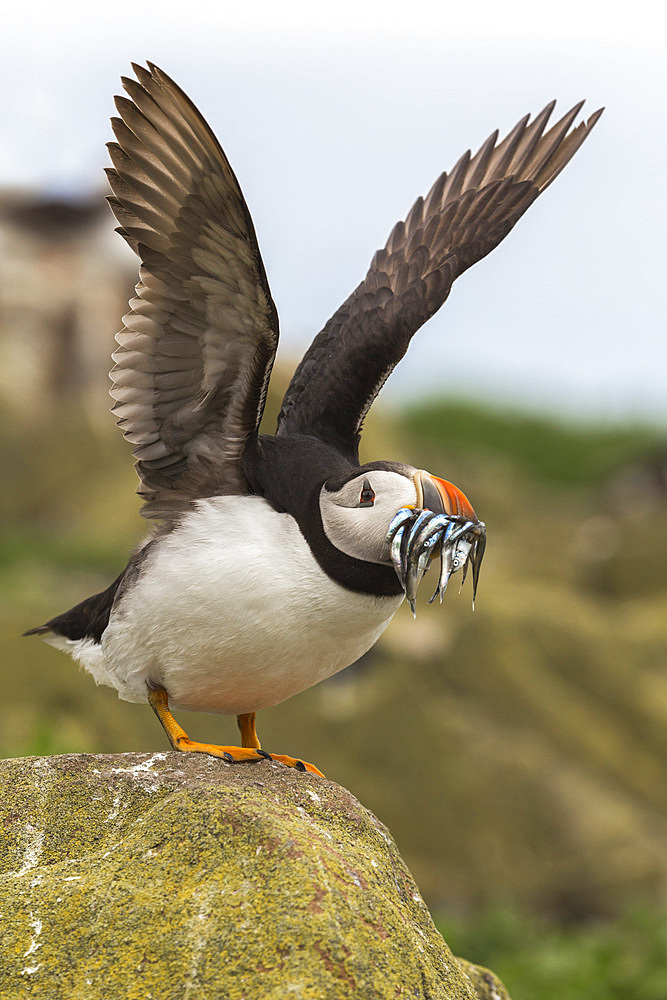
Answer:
xmin=0 ymin=753 xmax=510 ymax=999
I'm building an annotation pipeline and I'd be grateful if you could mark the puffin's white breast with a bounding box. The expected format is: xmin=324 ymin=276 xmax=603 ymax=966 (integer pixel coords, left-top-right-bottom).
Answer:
xmin=94 ymin=496 xmax=402 ymax=714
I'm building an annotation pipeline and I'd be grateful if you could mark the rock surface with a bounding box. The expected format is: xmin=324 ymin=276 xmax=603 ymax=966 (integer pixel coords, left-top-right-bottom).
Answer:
xmin=1 ymin=753 xmax=510 ymax=999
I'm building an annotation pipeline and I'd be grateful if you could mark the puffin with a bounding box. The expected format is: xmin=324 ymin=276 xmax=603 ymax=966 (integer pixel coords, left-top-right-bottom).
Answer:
xmin=26 ymin=64 xmax=601 ymax=776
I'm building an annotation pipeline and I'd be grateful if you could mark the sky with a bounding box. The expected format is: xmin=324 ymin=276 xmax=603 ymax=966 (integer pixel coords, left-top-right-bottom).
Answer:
xmin=1 ymin=0 xmax=665 ymax=425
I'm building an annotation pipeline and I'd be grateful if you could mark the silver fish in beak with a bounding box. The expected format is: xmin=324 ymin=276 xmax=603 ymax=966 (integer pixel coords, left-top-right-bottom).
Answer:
xmin=385 ymin=471 xmax=486 ymax=616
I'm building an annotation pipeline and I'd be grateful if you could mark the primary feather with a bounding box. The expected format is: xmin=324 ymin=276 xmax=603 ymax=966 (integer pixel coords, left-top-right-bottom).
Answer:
xmin=107 ymin=62 xmax=279 ymax=521
xmin=277 ymin=100 xmax=602 ymax=461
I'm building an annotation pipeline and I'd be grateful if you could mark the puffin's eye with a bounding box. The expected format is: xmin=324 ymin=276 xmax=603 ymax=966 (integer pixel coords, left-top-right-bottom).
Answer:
xmin=359 ymin=478 xmax=375 ymax=507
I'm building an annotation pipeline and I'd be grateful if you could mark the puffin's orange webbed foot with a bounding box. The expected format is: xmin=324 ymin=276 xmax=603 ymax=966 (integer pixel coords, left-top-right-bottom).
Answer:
xmin=147 ymin=687 xmax=324 ymax=776
xmin=168 ymin=735 xmax=263 ymax=763
xmin=255 ymin=749 xmax=324 ymax=776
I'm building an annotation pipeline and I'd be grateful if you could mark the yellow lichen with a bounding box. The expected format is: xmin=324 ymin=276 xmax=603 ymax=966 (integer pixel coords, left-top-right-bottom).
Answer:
xmin=1 ymin=753 xmax=510 ymax=999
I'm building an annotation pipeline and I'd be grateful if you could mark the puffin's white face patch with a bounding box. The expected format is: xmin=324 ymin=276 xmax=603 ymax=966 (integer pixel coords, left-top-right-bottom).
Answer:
xmin=320 ymin=470 xmax=418 ymax=564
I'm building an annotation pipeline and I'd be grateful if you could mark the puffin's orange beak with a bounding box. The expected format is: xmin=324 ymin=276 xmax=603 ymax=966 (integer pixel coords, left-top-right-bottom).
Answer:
xmin=413 ymin=470 xmax=480 ymax=523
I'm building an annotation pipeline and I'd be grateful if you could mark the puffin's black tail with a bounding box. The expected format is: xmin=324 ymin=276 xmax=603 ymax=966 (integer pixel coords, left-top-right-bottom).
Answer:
xmin=23 ymin=573 xmax=125 ymax=644
xmin=23 ymin=623 xmax=52 ymax=636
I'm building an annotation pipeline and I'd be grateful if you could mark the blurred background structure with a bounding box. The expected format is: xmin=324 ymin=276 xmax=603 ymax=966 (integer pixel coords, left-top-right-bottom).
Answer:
xmin=1 ymin=2 xmax=666 ymax=996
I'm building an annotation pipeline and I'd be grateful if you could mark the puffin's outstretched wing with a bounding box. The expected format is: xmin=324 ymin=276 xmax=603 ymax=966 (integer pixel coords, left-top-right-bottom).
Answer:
xmin=107 ymin=63 xmax=279 ymax=521
xmin=277 ymin=101 xmax=602 ymax=462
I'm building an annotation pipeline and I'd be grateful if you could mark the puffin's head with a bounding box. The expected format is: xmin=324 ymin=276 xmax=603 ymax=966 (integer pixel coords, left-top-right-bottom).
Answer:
xmin=320 ymin=462 xmax=486 ymax=611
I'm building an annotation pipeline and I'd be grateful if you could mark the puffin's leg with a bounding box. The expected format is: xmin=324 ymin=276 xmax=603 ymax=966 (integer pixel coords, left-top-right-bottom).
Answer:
xmin=147 ymin=686 xmax=259 ymax=763
xmin=235 ymin=711 xmax=324 ymax=775
xmin=147 ymin=686 xmax=324 ymax=776
xmin=237 ymin=712 xmax=261 ymax=748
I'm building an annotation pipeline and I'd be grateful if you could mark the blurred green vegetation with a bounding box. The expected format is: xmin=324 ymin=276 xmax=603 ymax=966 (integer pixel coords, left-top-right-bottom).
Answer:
xmin=2 ymin=372 xmax=667 ymax=992
xmin=403 ymin=397 xmax=663 ymax=486
xmin=438 ymin=902 xmax=667 ymax=1000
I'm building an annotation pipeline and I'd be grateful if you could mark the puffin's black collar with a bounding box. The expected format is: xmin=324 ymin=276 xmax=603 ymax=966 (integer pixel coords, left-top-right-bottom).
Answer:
xmin=244 ymin=436 xmax=404 ymax=597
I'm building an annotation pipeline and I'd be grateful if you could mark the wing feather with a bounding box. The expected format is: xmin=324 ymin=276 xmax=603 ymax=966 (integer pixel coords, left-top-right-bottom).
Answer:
xmin=277 ymin=101 xmax=602 ymax=460
xmin=106 ymin=64 xmax=279 ymax=520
